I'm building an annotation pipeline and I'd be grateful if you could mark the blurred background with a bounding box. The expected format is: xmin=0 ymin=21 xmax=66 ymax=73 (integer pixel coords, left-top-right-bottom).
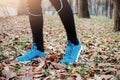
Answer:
xmin=0 ymin=0 xmax=114 ymax=19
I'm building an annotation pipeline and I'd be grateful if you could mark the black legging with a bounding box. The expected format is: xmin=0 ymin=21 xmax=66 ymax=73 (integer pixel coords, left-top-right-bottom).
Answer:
xmin=28 ymin=0 xmax=78 ymax=52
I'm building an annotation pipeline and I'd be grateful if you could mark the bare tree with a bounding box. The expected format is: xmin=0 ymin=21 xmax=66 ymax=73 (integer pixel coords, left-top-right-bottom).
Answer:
xmin=72 ymin=0 xmax=78 ymax=14
xmin=108 ymin=0 xmax=113 ymax=19
xmin=77 ymin=0 xmax=90 ymax=18
xmin=105 ymin=0 xmax=108 ymax=16
xmin=114 ymin=0 xmax=120 ymax=31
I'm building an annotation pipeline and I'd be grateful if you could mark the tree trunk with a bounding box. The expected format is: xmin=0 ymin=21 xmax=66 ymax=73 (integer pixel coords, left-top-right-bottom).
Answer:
xmin=108 ymin=0 xmax=113 ymax=19
xmin=114 ymin=0 xmax=120 ymax=31
xmin=78 ymin=0 xmax=90 ymax=18
xmin=96 ymin=0 xmax=100 ymax=16
xmin=18 ymin=0 xmax=27 ymax=15
xmin=105 ymin=0 xmax=108 ymax=16
xmin=76 ymin=0 xmax=78 ymax=14
xmin=72 ymin=0 xmax=77 ymax=14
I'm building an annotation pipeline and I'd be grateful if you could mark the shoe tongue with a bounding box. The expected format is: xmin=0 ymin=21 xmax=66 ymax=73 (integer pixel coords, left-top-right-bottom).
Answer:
xmin=32 ymin=43 xmax=37 ymax=49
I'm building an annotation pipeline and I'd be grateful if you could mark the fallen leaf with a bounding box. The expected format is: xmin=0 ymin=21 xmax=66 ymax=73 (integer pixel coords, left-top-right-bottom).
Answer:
xmin=34 ymin=58 xmax=45 ymax=72
xmin=3 ymin=66 xmax=17 ymax=79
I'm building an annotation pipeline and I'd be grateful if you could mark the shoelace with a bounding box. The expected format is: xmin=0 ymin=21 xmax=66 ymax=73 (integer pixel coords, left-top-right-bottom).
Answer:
xmin=64 ymin=42 xmax=74 ymax=58
xmin=24 ymin=44 xmax=37 ymax=57
xmin=24 ymin=49 xmax=34 ymax=58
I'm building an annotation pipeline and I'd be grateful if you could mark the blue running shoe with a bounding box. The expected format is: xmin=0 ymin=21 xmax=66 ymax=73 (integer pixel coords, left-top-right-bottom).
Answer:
xmin=16 ymin=43 xmax=45 ymax=62
xmin=60 ymin=40 xmax=83 ymax=64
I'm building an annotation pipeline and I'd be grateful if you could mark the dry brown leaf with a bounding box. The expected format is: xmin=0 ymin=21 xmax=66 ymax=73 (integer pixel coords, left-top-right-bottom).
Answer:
xmin=51 ymin=62 xmax=66 ymax=70
xmin=34 ymin=58 xmax=45 ymax=72
xmin=0 ymin=14 xmax=119 ymax=80
xmin=2 ymin=66 xmax=17 ymax=79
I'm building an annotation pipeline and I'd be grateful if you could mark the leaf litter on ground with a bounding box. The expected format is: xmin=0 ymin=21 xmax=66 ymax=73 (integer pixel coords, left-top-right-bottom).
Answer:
xmin=0 ymin=15 xmax=120 ymax=80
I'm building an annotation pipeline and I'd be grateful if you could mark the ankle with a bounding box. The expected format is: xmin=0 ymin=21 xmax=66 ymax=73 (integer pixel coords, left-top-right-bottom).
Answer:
xmin=68 ymin=39 xmax=79 ymax=45
xmin=37 ymin=48 xmax=44 ymax=52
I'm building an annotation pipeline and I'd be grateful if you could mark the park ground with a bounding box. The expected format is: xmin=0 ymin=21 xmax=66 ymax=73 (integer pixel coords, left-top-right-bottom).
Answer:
xmin=0 ymin=15 xmax=120 ymax=80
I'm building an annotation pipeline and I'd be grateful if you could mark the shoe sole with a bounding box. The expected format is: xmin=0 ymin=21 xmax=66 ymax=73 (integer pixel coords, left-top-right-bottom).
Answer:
xmin=16 ymin=56 xmax=45 ymax=64
xmin=75 ymin=45 xmax=83 ymax=62
xmin=15 ymin=58 xmax=31 ymax=63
